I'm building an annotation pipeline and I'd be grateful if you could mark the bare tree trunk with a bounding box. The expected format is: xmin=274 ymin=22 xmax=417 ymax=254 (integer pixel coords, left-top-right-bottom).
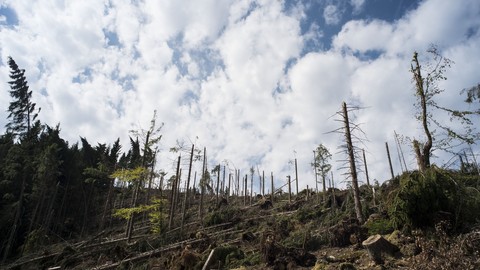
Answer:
xmin=342 ymin=102 xmax=364 ymax=223
xmin=181 ymin=144 xmax=195 ymax=231
xmin=250 ymin=173 xmax=253 ymax=205
xmin=169 ymin=155 xmax=181 ymax=230
xmin=362 ymin=149 xmax=370 ymax=187
xmin=262 ymin=171 xmax=265 ymax=196
xmin=216 ymin=164 xmax=220 ymax=205
xmin=295 ymin=158 xmax=299 ymax=195
xmin=313 ymin=150 xmax=319 ymax=203
xmin=385 ymin=142 xmax=395 ymax=180
xmin=287 ymin=175 xmax=292 ymax=203
xmin=244 ymin=175 xmax=247 ymax=206
xmin=222 ymin=166 xmax=226 ymax=196
xmin=330 ymin=171 xmax=336 ymax=210
xmin=411 ymin=52 xmax=432 ymax=172
xmin=271 ymin=172 xmax=274 ymax=203
xmin=145 ymin=151 xmax=157 ymax=205
xmin=199 ymin=148 xmax=206 ymax=224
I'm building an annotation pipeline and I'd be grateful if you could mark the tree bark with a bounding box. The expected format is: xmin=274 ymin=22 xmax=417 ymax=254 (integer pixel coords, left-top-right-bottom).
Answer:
xmin=181 ymin=144 xmax=195 ymax=231
xmin=287 ymin=175 xmax=292 ymax=203
xmin=295 ymin=158 xmax=299 ymax=195
xmin=411 ymin=52 xmax=432 ymax=172
xmin=169 ymin=155 xmax=181 ymax=230
xmin=362 ymin=149 xmax=370 ymax=187
xmin=199 ymin=148 xmax=206 ymax=224
xmin=342 ymin=102 xmax=364 ymax=223
xmin=385 ymin=142 xmax=395 ymax=180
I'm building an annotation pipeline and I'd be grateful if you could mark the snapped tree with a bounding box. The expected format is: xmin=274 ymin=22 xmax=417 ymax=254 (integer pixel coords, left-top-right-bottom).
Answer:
xmin=411 ymin=47 xmax=478 ymax=172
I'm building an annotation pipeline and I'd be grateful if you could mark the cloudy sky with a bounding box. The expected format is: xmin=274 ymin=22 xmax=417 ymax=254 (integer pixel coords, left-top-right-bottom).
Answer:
xmin=1 ymin=0 xmax=479 ymax=192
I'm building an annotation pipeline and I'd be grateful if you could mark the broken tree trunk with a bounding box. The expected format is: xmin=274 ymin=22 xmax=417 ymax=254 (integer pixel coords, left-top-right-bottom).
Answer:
xmin=362 ymin=234 xmax=399 ymax=264
xmin=385 ymin=142 xmax=395 ymax=180
xmin=295 ymin=158 xmax=299 ymax=195
xmin=181 ymin=144 xmax=195 ymax=232
xmin=270 ymin=172 xmax=274 ymax=203
xmin=362 ymin=149 xmax=370 ymax=187
xmin=287 ymin=175 xmax=292 ymax=203
xmin=199 ymin=148 xmax=206 ymax=224
xmin=342 ymin=102 xmax=364 ymax=224
xmin=169 ymin=155 xmax=181 ymax=230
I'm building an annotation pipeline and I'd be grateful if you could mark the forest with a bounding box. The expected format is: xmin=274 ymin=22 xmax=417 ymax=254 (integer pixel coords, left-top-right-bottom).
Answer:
xmin=0 ymin=50 xmax=479 ymax=269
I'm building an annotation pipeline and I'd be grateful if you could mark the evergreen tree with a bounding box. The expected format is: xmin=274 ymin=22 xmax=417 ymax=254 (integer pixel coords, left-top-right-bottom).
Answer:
xmin=5 ymin=57 xmax=40 ymax=138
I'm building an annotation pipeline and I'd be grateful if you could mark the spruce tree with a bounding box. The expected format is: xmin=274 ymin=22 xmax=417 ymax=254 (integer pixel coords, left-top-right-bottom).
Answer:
xmin=6 ymin=57 xmax=40 ymax=138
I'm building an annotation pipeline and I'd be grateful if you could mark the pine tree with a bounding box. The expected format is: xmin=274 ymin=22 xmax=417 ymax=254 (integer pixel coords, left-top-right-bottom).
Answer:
xmin=5 ymin=57 xmax=40 ymax=138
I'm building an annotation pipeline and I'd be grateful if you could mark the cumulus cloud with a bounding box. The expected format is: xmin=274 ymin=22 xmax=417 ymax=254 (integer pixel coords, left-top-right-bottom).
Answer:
xmin=0 ymin=0 xmax=479 ymax=191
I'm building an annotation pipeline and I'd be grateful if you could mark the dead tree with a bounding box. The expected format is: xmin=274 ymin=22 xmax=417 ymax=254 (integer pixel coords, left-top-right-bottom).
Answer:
xmin=362 ymin=149 xmax=370 ymax=187
xmin=270 ymin=172 xmax=274 ymax=202
xmin=411 ymin=51 xmax=432 ymax=172
xmin=199 ymin=148 xmax=206 ymax=224
xmin=215 ymin=164 xmax=220 ymax=205
xmin=330 ymin=102 xmax=365 ymax=223
xmin=385 ymin=142 xmax=395 ymax=180
xmin=313 ymin=150 xmax=319 ymax=202
xmin=181 ymin=144 xmax=195 ymax=231
xmin=287 ymin=175 xmax=292 ymax=203
xmin=169 ymin=155 xmax=181 ymax=230
xmin=295 ymin=158 xmax=299 ymax=195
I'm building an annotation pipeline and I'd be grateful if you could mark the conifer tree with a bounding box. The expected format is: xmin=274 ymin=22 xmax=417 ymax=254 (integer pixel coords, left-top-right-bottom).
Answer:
xmin=5 ymin=57 xmax=40 ymax=138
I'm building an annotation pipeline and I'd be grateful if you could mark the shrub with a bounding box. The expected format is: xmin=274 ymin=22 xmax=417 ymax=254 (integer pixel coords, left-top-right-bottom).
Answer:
xmin=364 ymin=218 xmax=394 ymax=235
xmin=389 ymin=168 xmax=480 ymax=231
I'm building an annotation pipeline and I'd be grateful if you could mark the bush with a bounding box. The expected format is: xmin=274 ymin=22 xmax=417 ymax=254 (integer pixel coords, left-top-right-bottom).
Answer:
xmin=204 ymin=207 xmax=239 ymax=227
xmin=389 ymin=168 xmax=480 ymax=231
xmin=364 ymin=218 xmax=394 ymax=235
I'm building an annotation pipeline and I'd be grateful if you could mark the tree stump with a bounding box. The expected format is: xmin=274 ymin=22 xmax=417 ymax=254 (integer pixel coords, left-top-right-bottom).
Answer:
xmin=362 ymin=234 xmax=399 ymax=264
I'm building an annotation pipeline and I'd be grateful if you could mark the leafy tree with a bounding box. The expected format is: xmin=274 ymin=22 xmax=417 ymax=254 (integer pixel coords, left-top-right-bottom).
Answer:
xmin=312 ymin=144 xmax=332 ymax=200
xmin=5 ymin=57 xmax=40 ymax=138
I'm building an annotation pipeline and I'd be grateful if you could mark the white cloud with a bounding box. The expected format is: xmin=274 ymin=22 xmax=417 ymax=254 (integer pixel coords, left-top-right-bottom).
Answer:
xmin=350 ymin=0 xmax=366 ymax=14
xmin=323 ymin=4 xmax=342 ymax=25
xmin=0 ymin=0 xmax=479 ymax=192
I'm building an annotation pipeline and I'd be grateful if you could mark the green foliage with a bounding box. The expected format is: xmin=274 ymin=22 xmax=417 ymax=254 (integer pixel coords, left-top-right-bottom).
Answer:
xmin=389 ymin=168 xmax=480 ymax=231
xmin=111 ymin=166 xmax=148 ymax=183
xmin=364 ymin=218 xmax=394 ymax=235
xmin=148 ymin=198 xmax=167 ymax=234
xmin=295 ymin=205 xmax=323 ymax=223
xmin=312 ymin=144 xmax=332 ymax=179
xmin=113 ymin=198 xmax=167 ymax=233
xmin=204 ymin=207 xmax=239 ymax=227
xmin=5 ymin=56 xmax=40 ymax=137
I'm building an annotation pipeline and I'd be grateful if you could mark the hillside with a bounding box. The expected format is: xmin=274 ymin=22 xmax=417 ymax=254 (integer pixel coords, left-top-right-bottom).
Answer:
xmin=3 ymin=168 xmax=479 ymax=270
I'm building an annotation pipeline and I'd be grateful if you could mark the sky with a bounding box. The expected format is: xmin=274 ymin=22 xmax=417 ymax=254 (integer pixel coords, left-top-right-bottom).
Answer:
xmin=0 ymin=0 xmax=479 ymax=193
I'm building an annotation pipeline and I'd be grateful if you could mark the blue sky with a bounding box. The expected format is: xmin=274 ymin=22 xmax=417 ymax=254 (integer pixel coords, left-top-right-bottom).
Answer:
xmin=0 ymin=0 xmax=479 ymax=191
